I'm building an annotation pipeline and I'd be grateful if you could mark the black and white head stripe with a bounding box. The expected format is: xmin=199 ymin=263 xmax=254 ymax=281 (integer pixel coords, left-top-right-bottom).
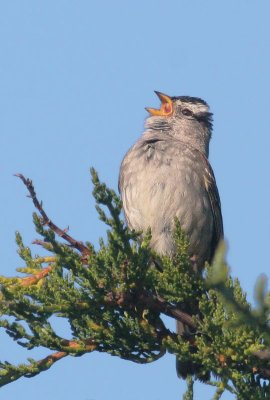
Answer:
xmin=171 ymin=96 xmax=209 ymax=106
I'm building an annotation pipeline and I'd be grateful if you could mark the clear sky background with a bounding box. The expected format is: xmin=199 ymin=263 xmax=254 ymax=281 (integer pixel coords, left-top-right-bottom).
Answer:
xmin=0 ymin=1 xmax=269 ymax=399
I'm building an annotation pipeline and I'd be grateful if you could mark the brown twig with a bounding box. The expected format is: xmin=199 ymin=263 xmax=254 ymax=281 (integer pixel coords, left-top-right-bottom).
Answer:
xmin=32 ymin=239 xmax=53 ymax=247
xmin=61 ymin=338 xmax=97 ymax=352
xmin=20 ymin=265 xmax=53 ymax=287
xmin=105 ymin=290 xmax=196 ymax=330
xmin=142 ymin=292 xmax=196 ymax=329
xmin=15 ymin=174 xmax=91 ymax=257
xmin=36 ymin=350 xmax=67 ymax=370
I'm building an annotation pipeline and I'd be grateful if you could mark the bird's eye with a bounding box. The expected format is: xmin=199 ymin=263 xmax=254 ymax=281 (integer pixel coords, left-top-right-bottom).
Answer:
xmin=182 ymin=108 xmax=193 ymax=117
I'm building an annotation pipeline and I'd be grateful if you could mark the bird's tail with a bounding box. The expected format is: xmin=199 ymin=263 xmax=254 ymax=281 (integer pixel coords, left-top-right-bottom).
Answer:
xmin=176 ymin=321 xmax=210 ymax=382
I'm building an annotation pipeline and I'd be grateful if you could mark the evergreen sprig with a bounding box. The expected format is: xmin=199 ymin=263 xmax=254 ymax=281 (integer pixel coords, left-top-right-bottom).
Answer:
xmin=0 ymin=170 xmax=268 ymax=399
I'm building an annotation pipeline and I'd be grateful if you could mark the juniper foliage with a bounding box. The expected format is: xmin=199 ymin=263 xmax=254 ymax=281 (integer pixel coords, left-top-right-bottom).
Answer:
xmin=0 ymin=170 xmax=269 ymax=399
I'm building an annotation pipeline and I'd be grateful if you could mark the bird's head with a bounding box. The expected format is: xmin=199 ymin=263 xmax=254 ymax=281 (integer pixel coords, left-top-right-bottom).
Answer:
xmin=145 ymin=91 xmax=213 ymax=156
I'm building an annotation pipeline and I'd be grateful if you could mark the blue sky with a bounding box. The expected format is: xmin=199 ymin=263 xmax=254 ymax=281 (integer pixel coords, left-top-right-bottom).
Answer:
xmin=0 ymin=1 xmax=269 ymax=399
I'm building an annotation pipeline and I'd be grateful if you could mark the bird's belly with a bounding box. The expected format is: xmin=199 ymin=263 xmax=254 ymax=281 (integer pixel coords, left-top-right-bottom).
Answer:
xmin=122 ymin=159 xmax=213 ymax=262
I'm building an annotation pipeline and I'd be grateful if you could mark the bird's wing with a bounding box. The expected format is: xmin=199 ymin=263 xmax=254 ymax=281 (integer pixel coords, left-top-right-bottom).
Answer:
xmin=200 ymin=153 xmax=224 ymax=260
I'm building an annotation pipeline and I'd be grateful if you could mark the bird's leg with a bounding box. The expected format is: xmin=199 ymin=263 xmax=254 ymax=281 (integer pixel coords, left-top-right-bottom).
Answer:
xmin=190 ymin=254 xmax=199 ymax=273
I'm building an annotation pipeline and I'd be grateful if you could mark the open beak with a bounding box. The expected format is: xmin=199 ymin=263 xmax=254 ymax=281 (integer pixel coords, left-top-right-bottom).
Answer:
xmin=145 ymin=91 xmax=173 ymax=116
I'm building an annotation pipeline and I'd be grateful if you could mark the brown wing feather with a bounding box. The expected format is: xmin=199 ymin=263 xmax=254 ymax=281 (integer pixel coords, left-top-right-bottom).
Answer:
xmin=200 ymin=153 xmax=223 ymax=260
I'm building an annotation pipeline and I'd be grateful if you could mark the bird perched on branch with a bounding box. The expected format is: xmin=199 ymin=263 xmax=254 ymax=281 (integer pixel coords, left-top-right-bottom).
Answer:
xmin=119 ymin=91 xmax=223 ymax=378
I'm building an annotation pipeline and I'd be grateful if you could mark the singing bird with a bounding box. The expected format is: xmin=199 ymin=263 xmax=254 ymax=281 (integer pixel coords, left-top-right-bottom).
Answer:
xmin=118 ymin=91 xmax=223 ymax=377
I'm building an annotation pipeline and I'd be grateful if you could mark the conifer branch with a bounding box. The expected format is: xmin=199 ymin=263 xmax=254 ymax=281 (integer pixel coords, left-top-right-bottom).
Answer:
xmin=0 ymin=351 xmax=67 ymax=387
xmin=0 ymin=170 xmax=267 ymax=398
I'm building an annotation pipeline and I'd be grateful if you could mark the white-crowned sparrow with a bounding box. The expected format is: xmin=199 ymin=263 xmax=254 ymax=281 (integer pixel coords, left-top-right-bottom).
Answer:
xmin=119 ymin=91 xmax=223 ymax=377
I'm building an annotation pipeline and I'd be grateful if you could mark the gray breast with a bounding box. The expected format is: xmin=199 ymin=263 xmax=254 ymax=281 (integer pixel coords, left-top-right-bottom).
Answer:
xmin=119 ymin=134 xmax=214 ymax=267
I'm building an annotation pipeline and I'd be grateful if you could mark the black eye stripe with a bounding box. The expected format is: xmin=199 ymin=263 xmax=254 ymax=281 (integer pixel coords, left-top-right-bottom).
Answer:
xmin=182 ymin=108 xmax=193 ymax=117
xmin=194 ymin=112 xmax=213 ymax=130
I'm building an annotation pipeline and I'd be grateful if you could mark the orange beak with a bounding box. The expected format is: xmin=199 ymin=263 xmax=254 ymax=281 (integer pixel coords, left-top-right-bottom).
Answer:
xmin=145 ymin=91 xmax=173 ymax=117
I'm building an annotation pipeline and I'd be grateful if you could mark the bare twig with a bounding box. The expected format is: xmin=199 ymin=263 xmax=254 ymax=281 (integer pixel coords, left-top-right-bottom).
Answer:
xmin=15 ymin=174 xmax=91 ymax=257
